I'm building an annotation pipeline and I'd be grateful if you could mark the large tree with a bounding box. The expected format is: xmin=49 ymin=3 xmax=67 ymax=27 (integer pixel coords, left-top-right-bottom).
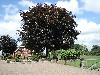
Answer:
xmin=71 ymin=44 xmax=89 ymax=55
xmin=18 ymin=3 xmax=80 ymax=53
xmin=0 ymin=35 xmax=17 ymax=55
xmin=91 ymin=45 xmax=100 ymax=56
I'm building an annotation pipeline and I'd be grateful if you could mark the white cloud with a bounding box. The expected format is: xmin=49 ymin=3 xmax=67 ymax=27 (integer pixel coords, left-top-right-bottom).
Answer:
xmin=18 ymin=0 xmax=81 ymax=13
xmin=75 ymin=18 xmax=100 ymax=50
xmin=56 ymin=0 xmax=80 ymax=13
xmin=0 ymin=21 xmax=21 ymax=39
xmin=76 ymin=19 xmax=100 ymax=33
xmin=44 ymin=2 xmax=51 ymax=5
xmin=81 ymin=0 xmax=100 ymax=13
xmin=0 ymin=4 xmax=21 ymax=40
xmin=2 ymin=4 xmax=21 ymax=22
xmin=75 ymin=34 xmax=100 ymax=50
xmin=4 ymin=13 xmax=22 ymax=22
xmin=2 ymin=4 xmax=18 ymax=15
xmin=18 ymin=0 xmax=36 ymax=7
xmin=76 ymin=34 xmax=100 ymax=43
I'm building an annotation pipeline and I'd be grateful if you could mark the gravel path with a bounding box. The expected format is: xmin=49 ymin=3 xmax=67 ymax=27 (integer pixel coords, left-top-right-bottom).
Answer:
xmin=0 ymin=60 xmax=100 ymax=75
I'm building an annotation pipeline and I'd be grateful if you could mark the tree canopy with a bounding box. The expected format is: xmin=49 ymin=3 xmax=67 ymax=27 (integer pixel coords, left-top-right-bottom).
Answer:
xmin=71 ymin=44 xmax=89 ymax=55
xmin=18 ymin=3 xmax=80 ymax=53
xmin=0 ymin=35 xmax=17 ymax=55
xmin=91 ymin=45 xmax=100 ymax=56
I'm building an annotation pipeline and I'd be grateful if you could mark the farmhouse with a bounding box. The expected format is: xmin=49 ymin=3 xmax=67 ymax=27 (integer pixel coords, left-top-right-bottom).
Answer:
xmin=13 ymin=46 xmax=32 ymax=59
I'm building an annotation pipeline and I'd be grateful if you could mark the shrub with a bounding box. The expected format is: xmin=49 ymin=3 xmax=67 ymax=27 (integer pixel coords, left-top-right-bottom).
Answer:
xmin=31 ymin=54 xmax=40 ymax=62
xmin=58 ymin=49 xmax=81 ymax=60
xmin=15 ymin=57 xmax=20 ymax=62
xmin=8 ymin=55 xmax=13 ymax=59
xmin=7 ymin=59 xmax=10 ymax=63
xmin=47 ymin=50 xmax=59 ymax=62
xmin=2 ymin=56 xmax=8 ymax=60
xmin=47 ymin=52 xmax=54 ymax=61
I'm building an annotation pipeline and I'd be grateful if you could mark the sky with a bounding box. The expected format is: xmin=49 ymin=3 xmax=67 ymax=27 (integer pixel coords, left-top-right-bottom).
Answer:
xmin=0 ymin=0 xmax=100 ymax=50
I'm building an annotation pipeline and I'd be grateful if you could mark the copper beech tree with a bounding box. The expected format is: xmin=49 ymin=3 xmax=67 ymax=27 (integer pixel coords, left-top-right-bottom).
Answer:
xmin=0 ymin=35 xmax=17 ymax=55
xmin=18 ymin=4 xmax=80 ymax=54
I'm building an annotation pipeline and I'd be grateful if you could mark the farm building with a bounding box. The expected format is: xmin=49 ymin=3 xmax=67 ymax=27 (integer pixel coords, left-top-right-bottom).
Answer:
xmin=13 ymin=46 xmax=32 ymax=59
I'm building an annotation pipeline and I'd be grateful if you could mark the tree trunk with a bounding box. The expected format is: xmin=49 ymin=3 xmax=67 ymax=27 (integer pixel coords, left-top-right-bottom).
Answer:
xmin=46 ymin=47 xmax=48 ymax=58
xmin=64 ymin=57 xmax=67 ymax=65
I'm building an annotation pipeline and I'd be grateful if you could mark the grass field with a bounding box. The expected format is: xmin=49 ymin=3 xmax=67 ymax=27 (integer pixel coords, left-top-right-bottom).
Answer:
xmin=58 ymin=55 xmax=100 ymax=69
xmin=81 ymin=55 xmax=100 ymax=69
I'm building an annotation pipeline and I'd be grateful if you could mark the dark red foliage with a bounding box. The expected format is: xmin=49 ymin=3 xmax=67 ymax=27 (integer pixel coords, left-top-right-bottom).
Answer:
xmin=0 ymin=35 xmax=17 ymax=55
xmin=18 ymin=3 xmax=80 ymax=53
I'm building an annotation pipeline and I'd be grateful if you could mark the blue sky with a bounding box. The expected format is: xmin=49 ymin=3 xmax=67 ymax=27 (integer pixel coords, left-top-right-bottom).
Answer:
xmin=0 ymin=0 xmax=100 ymax=50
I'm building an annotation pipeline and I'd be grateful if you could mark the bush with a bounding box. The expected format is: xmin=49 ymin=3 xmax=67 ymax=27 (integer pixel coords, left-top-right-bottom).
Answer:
xmin=47 ymin=50 xmax=59 ymax=62
xmin=7 ymin=59 xmax=10 ymax=63
xmin=58 ymin=49 xmax=81 ymax=60
xmin=47 ymin=52 xmax=54 ymax=61
xmin=31 ymin=54 xmax=40 ymax=62
xmin=8 ymin=55 xmax=13 ymax=59
xmin=15 ymin=57 xmax=21 ymax=62
xmin=2 ymin=56 xmax=8 ymax=60
xmin=15 ymin=58 xmax=19 ymax=62
xmin=80 ymin=58 xmax=84 ymax=61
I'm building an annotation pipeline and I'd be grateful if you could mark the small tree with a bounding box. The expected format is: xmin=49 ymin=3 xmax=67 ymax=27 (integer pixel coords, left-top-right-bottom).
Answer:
xmin=0 ymin=35 xmax=17 ymax=56
xmin=71 ymin=44 xmax=89 ymax=55
xmin=58 ymin=49 xmax=81 ymax=64
xmin=59 ymin=50 xmax=68 ymax=64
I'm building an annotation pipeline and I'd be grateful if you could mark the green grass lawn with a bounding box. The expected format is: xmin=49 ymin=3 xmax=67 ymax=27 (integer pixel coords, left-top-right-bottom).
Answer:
xmin=66 ymin=60 xmax=80 ymax=67
xmin=81 ymin=55 xmax=100 ymax=60
xmin=58 ymin=55 xmax=100 ymax=69
xmin=58 ymin=59 xmax=80 ymax=67
xmin=81 ymin=55 xmax=100 ymax=69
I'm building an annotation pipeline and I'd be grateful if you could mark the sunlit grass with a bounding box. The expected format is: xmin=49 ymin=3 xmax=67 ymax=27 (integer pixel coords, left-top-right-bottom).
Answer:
xmin=58 ymin=55 xmax=100 ymax=69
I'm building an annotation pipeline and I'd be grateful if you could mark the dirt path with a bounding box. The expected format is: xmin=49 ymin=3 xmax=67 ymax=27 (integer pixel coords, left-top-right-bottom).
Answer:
xmin=0 ymin=60 xmax=100 ymax=75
